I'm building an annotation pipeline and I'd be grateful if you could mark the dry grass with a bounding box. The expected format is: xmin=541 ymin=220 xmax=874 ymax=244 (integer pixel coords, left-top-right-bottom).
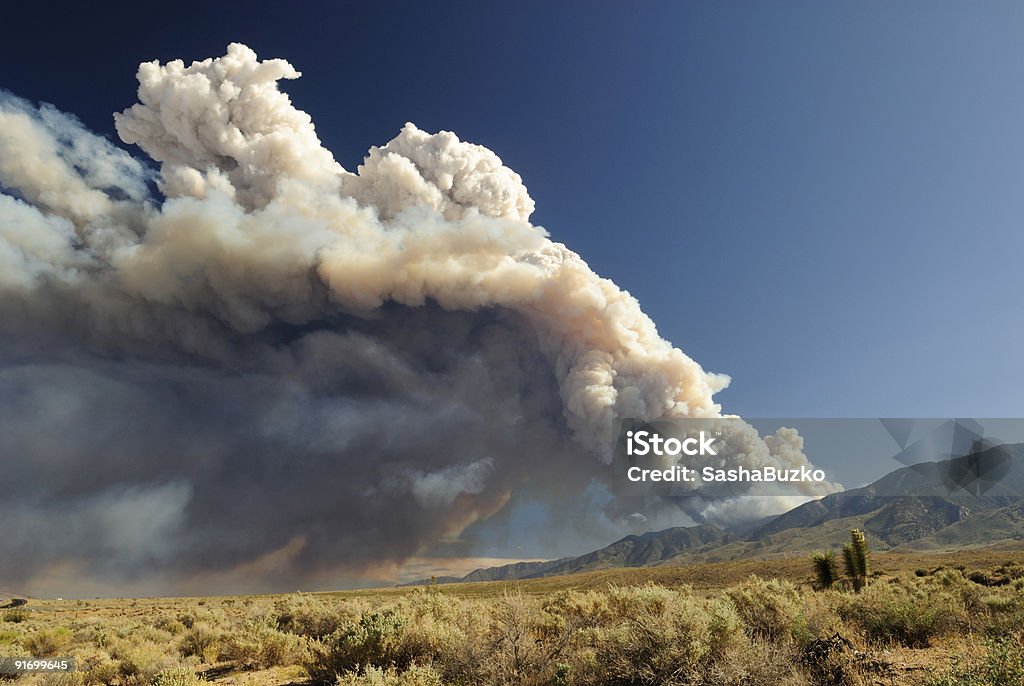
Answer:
xmin=0 ymin=547 xmax=1021 ymax=686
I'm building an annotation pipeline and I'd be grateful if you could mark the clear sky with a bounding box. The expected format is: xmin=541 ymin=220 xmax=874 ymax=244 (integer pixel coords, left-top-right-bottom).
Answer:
xmin=5 ymin=0 xmax=1024 ymax=419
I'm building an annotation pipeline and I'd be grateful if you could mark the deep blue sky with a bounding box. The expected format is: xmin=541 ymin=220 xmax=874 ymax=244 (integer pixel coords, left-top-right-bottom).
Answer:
xmin=5 ymin=1 xmax=1024 ymax=418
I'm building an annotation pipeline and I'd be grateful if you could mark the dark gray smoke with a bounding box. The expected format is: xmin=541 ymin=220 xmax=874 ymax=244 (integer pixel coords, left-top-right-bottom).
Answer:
xmin=0 ymin=44 xmax=838 ymax=595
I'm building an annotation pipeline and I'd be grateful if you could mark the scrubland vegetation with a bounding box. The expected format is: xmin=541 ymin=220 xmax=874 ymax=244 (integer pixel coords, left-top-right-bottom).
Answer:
xmin=2 ymin=556 xmax=1023 ymax=686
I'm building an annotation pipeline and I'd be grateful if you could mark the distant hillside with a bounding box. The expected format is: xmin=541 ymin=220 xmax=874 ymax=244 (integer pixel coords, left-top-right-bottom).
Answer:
xmin=462 ymin=559 xmax=571 ymax=583
xmin=407 ymin=445 xmax=1024 ymax=586
xmin=899 ymin=500 xmax=1024 ymax=551
xmin=538 ymin=524 xmax=735 ymax=576
xmin=406 ymin=524 xmax=733 ymax=585
xmin=752 ymin=444 xmax=1024 ymax=540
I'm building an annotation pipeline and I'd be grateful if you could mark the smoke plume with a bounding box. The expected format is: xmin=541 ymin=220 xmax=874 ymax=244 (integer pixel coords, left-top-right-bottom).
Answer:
xmin=0 ymin=44 xmax=838 ymax=595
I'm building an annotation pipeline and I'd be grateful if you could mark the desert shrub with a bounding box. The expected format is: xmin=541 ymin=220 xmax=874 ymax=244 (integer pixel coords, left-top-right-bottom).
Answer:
xmin=219 ymin=617 xmax=306 ymax=670
xmin=933 ymin=568 xmax=988 ymax=630
xmin=0 ymin=631 xmax=18 ymax=646
xmin=605 ymin=583 xmax=680 ymax=617
xmin=78 ymin=652 xmax=120 ymax=686
xmin=703 ymin=641 xmax=813 ymax=686
xmin=335 ymin=664 xmax=443 ymax=686
xmin=407 ymin=595 xmax=491 ymax=685
xmin=726 ymin=577 xmax=804 ymax=643
xmin=305 ymin=611 xmax=406 ymax=682
xmin=133 ymin=627 xmax=175 ymax=647
xmin=178 ymin=624 xmax=221 ymax=662
xmin=840 ymin=575 xmax=967 ymax=647
xmin=484 ymin=592 xmax=551 ymax=685
xmin=38 ymin=673 xmax=83 ymax=686
xmin=543 ymin=590 xmax=613 ymax=630
xmin=152 ymin=617 xmax=186 ymax=635
xmin=110 ymin=640 xmax=190 ymax=686
xmin=925 ymin=635 xmax=1024 ymax=686
xmin=982 ymin=592 xmax=1021 ymax=614
xmin=980 ymin=592 xmax=1024 ymax=637
xmin=392 ymin=592 xmax=477 ymax=671
xmin=151 ymin=667 xmax=204 ymax=686
xmin=793 ymin=590 xmax=845 ymax=650
xmin=580 ymin=586 xmax=739 ymax=686
xmin=274 ymin=594 xmax=351 ymax=639
xmin=22 ymin=628 xmax=73 ymax=657
xmin=2 ymin=610 xmax=27 ymax=624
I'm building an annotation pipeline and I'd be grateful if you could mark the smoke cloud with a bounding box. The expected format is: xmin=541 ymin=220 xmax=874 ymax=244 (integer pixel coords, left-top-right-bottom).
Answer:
xmin=0 ymin=44 xmax=839 ymax=595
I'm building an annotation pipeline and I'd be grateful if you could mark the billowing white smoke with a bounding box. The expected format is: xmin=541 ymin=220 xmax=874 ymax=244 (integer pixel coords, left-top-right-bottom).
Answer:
xmin=109 ymin=43 xmax=730 ymax=454
xmin=0 ymin=44 xmax=839 ymax=593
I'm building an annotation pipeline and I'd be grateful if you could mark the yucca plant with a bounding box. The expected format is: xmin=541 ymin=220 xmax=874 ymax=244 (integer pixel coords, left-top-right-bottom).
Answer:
xmin=811 ymin=550 xmax=839 ymax=590
xmin=842 ymin=529 xmax=869 ymax=592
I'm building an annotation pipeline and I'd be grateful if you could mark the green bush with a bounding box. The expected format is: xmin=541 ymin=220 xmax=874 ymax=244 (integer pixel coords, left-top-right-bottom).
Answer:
xmin=178 ymin=624 xmax=221 ymax=662
xmin=335 ymin=664 xmax=442 ymax=686
xmin=842 ymin=529 xmax=869 ymax=592
xmin=79 ymin=652 xmax=120 ymax=686
xmin=219 ymin=617 xmax=306 ymax=670
xmin=840 ymin=576 xmax=967 ymax=647
xmin=811 ymin=550 xmax=839 ymax=590
xmin=38 ymin=673 xmax=84 ymax=686
xmin=274 ymin=594 xmax=351 ymax=639
xmin=152 ymin=616 xmax=187 ymax=635
xmin=110 ymin=639 xmax=187 ymax=686
xmin=305 ymin=611 xmax=406 ymax=681
xmin=151 ymin=667 xmax=205 ymax=686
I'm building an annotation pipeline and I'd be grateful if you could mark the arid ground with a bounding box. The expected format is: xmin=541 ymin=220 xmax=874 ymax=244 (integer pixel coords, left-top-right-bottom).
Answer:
xmin=2 ymin=546 xmax=1023 ymax=686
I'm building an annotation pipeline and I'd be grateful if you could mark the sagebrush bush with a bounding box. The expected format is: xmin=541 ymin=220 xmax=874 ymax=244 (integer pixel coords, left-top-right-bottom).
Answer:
xmin=219 ymin=617 xmax=306 ymax=670
xmin=925 ymin=635 xmax=1024 ymax=686
xmin=151 ymin=666 xmax=205 ymax=686
xmin=392 ymin=591 xmax=480 ymax=676
xmin=581 ymin=586 xmax=738 ymax=686
xmin=6 ymin=564 xmax=1021 ymax=686
xmin=38 ymin=673 xmax=84 ymax=686
xmin=78 ymin=651 xmax=120 ymax=686
xmin=484 ymin=592 xmax=550 ymax=686
xmin=110 ymin=639 xmax=193 ymax=686
xmin=335 ymin=664 xmax=443 ymax=686
xmin=305 ymin=611 xmax=407 ymax=682
xmin=726 ymin=577 xmax=804 ymax=643
xmin=178 ymin=623 xmax=221 ymax=662
xmin=22 ymin=628 xmax=73 ymax=657
xmin=2 ymin=610 xmax=27 ymax=624
xmin=152 ymin=617 xmax=186 ymax=635
xmin=274 ymin=594 xmax=352 ymax=639
xmin=840 ymin=574 xmax=968 ymax=647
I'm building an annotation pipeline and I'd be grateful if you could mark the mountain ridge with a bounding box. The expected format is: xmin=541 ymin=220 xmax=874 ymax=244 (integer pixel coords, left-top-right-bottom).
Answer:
xmin=404 ymin=446 xmax=1024 ymax=586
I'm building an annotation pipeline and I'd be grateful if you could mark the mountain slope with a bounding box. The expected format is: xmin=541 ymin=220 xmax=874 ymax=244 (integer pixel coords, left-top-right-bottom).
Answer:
xmin=408 ymin=445 xmax=1024 ymax=586
xmin=411 ymin=524 xmax=734 ymax=585
xmin=538 ymin=524 xmax=735 ymax=576
xmin=751 ymin=445 xmax=1024 ymax=541
xmin=899 ymin=501 xmax=1024 ymax=551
